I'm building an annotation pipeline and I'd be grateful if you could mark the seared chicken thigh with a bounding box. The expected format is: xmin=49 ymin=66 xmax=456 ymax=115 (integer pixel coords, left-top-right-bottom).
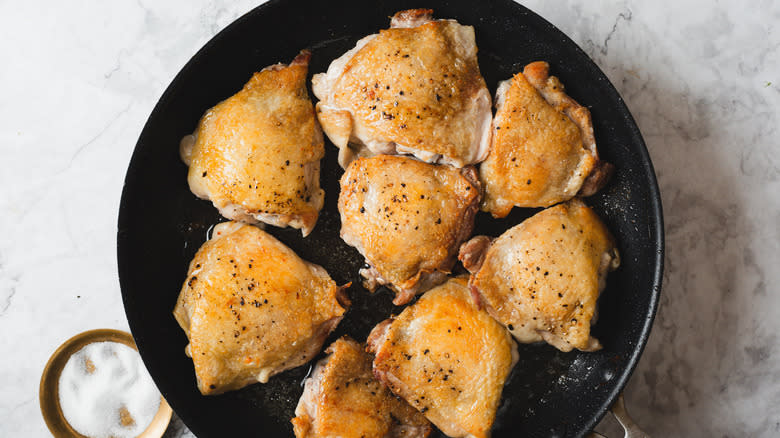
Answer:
xmin=367 ymin=277 xmax=518 ymax=438
xmin=339 ymin=155 xmax=481 ymax=305
xmin=173 ymin=222 xmax=349 ymax=395
xmin=292 ymin=336 xmax=431 ymax=438
xmin=480 ymin=61 xmax=613 ymax=216
xmin=313 ymin=9 xmax=492 ymax=168
xmin=180 ymin=51 xmax=325 ymax=236
xmin=459 ymin=199 xmax=620 ymax=352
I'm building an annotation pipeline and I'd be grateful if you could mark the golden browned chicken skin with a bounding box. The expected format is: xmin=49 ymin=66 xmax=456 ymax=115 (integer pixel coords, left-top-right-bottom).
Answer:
xmin=173 ymin=222 xmax=349 ymax=395
xmin=313 ymin=9 xmax=492 ymax=169
xmin=292 ymin=336 xmax=431 ymax=438
xmin=367 ymin=277 xmax=518 ymax=438
xmin=180 ymin=51 xmax=325 ymax=236
xmin=459 ymin=199 xmax=620 ymax=352
xmin=338 ymin=155 xmax=481 ymax=305
xmin=480 ymin=61 xmax=613 ymax=216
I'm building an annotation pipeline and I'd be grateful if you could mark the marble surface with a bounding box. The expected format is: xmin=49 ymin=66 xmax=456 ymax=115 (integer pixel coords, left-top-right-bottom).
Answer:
xmin=1 ymin=0 xmax=778 ymax=436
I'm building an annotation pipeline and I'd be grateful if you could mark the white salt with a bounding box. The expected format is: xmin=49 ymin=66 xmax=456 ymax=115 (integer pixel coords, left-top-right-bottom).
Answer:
xmin=58 ymin=341 xmax=160 ymax=438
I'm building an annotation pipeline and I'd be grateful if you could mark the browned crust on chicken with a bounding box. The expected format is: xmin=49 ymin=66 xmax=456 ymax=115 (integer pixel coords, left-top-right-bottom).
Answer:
xmin=338 ymin=156 xmax=482 ymax=305
xmin=367 ymin=278 xmax=517 ymax=438
xmin=172 ymin=222 xmax=348 ymax=395
xmin=522 ymin=61 xmax=613 ymax=197
xmin=293 ymin=336 xmax=431 ymax=438
xmin=468 ymin=200 xmax=619 ymax=352
xmin=182 ymin=50 xmax=324 ymax=236
xmin=312 ymin=10 xmax=492 ymax=169
xmin=480 ymin=61 xmax=613 ymax=216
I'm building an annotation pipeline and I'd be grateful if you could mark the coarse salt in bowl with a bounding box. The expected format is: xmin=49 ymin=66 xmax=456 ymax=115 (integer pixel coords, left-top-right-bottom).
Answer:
xmin=40 ymin=329 xmax=172 ymax=438
xmin=58 ymin=341 xmax=161 ymax=438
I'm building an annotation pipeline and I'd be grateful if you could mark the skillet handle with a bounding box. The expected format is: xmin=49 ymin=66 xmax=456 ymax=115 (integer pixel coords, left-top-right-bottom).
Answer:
xmin=587 ymin=393 xmax=650 ymax=438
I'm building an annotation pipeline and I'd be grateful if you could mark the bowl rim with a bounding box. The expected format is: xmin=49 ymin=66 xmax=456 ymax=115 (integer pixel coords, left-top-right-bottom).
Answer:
xmin=39 ymin=328 xmax=173 ymax=438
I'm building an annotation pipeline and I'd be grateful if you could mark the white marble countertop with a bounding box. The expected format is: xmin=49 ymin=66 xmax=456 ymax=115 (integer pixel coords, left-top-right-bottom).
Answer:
xmin=1 ymin=1 xmax=778 ymax=436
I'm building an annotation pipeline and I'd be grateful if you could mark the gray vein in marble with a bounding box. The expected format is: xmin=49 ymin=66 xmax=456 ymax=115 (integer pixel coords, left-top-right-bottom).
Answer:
xmin=0 ymin=280 xmax=17 ymax=316
xmin=7 ymin=398 xmax=34 ymax=414
xmin=0 ymin=252 xmax=19 ymax=316
xmin=599 ymin=9 xmax=632 ymax=56
xmin=58 ymin=102 xmax=133 ymax=175
xmin=104 ymin=48 xmax=128 ymax=80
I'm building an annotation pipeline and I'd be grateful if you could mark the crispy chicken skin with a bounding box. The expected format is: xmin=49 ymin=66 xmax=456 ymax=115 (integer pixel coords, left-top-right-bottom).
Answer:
xmin=459 ymin=199 xmax=620 ymax=352
xmin=312 ymin=9 xmax=492 ymax=169
xmin=292 ymin=337 xmax=431 ymax=438
xmin=480 ymin=61 xmax=613 ymax=216
xmin=367 ymin=277 xmax=518 ymax=438
xmin=180 ymin=51 xmax=325 ymax=236
xmin=173 ymin=222 xmax=349 ymax=395
xmin=338 ymin=155 xmax=481 ymax=305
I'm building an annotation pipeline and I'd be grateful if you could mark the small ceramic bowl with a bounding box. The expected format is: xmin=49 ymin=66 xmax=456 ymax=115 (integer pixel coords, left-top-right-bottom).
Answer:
xmin=39 ymin=329 xmax=173 ymax=438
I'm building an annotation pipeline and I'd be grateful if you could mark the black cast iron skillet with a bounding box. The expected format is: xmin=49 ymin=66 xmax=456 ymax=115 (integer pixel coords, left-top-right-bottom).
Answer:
xmin=118 ymin=1 xmax=664 ymax=436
